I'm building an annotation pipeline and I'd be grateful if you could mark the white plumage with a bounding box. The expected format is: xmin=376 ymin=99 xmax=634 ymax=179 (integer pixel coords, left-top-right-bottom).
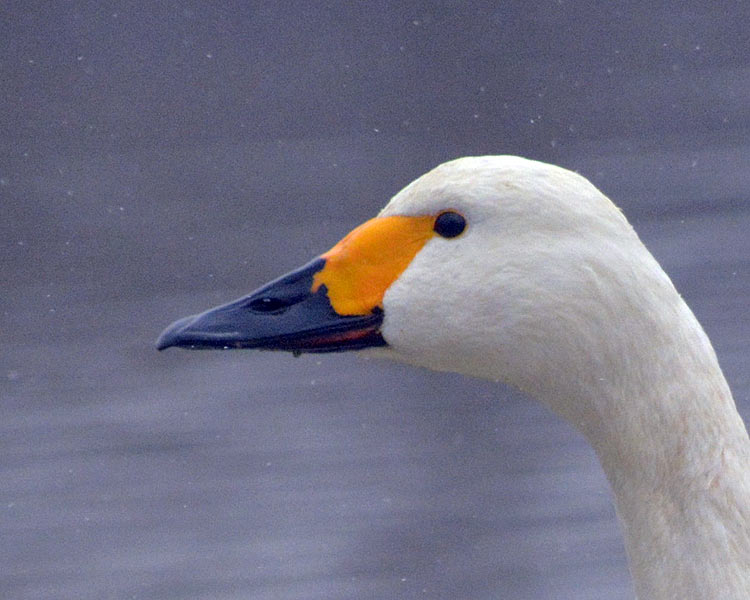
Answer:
xmin=374 ymin=156 xmax=750 ymax=599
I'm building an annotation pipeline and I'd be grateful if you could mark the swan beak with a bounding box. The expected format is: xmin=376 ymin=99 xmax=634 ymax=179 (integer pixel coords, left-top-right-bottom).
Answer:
xmin=156 ymin=257 xmax=386 ymax=353
xmin=156 ymin=214 xmax=436 ymax=354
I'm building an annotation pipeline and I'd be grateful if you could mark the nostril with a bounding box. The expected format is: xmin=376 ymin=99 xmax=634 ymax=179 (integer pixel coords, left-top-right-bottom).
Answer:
xmin=248 ymin=296 xmax=291 ymax=313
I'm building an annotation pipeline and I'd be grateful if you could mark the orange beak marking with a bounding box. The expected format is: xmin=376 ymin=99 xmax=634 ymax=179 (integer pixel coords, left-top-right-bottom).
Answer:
xmin=311 ymin=215 xmax=436 ymax=316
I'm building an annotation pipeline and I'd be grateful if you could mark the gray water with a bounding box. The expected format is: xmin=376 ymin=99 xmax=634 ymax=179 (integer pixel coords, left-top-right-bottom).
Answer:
xmin=2 ymin=3 xmax=749 ymax=599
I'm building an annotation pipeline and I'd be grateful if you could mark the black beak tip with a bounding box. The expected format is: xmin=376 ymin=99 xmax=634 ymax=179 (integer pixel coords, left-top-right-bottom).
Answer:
xmin=156 ymin=315 xmax=197 ymax=351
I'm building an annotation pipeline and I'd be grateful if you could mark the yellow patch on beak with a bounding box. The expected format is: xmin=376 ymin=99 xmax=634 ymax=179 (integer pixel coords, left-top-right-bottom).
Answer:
xmin=312 ymin=215 xmax=436 ymax=316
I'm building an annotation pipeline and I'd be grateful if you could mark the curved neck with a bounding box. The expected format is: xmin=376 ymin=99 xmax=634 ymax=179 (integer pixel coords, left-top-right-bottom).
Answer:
xmin=543 ymin=304 xmax=750 ymax=599
xmin=598 ymin=364 xmax=749 ymax=599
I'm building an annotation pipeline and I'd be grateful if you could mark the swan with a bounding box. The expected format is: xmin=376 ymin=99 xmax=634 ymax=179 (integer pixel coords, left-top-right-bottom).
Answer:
xmin=157 ymin=156 xmax=750 ymax=599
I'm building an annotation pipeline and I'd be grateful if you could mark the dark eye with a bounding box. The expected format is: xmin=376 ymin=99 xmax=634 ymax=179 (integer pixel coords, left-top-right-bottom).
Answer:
xmin=434 ymin=211 xmax=466 ymax=238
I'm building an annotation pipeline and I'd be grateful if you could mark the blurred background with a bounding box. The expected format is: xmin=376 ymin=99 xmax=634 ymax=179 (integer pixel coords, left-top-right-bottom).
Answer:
xmin=2 ymin=2 xmax=749 ymax=599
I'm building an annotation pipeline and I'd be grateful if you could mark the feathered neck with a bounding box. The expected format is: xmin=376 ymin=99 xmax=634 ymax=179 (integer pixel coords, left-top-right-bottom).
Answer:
xmin=536 ymin=283 xmax=750 ymax=600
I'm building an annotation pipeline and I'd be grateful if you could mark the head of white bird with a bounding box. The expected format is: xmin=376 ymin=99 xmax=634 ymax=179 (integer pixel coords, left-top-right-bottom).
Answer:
xmin=158 ymin=156 xmax=676 ymax=424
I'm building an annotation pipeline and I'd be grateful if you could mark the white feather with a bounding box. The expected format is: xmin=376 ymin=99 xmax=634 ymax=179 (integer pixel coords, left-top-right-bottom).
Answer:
xmin=374 ymin=156 xmax=750 ymax=599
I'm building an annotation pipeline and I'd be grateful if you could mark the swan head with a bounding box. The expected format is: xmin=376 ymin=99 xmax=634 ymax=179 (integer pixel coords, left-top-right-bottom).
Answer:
xmin=377 ymin=157 xmax=664 ymax=401
xmin=158 ymin=156 xmax=678 ymax=420
xmin=156 ymin=158 xmax=750 ymax=599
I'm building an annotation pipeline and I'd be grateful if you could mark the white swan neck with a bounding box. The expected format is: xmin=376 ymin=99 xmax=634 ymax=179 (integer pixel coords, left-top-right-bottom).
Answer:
xmin=605 ymin=393 xmax=750 ymax=599
xmin=575 ymin=312 xmax=750 ymax=600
